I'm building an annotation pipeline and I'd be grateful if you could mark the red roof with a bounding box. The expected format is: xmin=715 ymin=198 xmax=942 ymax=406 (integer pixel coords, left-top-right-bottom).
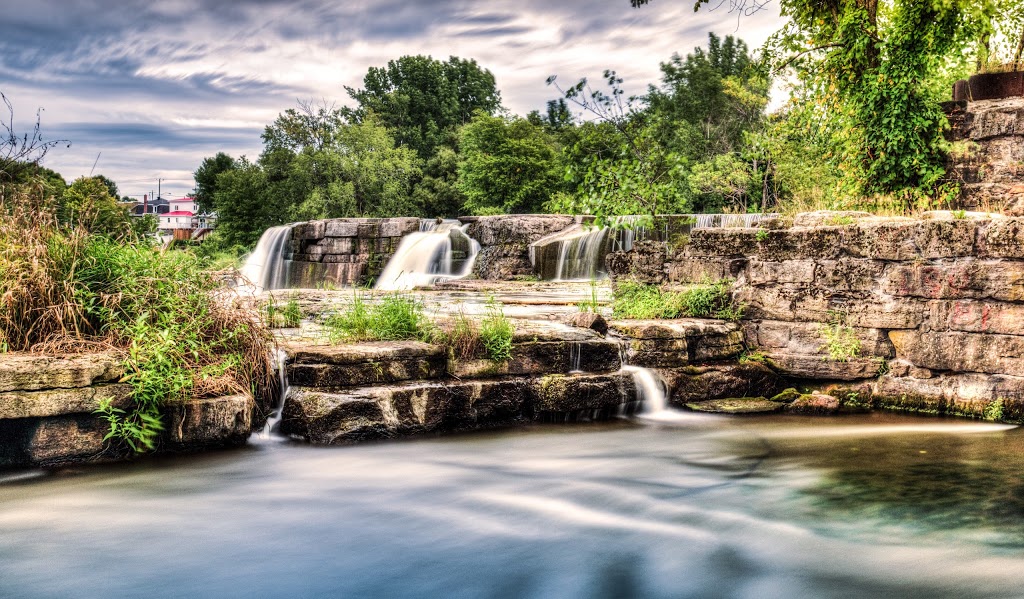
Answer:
xmin=163 ymin=211 xmax=194 ymax=217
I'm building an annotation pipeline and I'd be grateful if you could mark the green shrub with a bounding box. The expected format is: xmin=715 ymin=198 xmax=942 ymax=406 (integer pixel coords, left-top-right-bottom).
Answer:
xmin=479 ymin=298 xmax=514 ymax=362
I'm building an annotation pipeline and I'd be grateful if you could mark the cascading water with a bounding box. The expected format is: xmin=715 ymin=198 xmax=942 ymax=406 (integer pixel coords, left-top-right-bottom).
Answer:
xmin=622 ymin=365 xmax=669 ymax=415
xmin=375 ymin=219 xmax=480 ymax=291
xmin=531 ymin=214 xmax=778 ymax=281
xmin=258 ymin=349 xmax=290 ymax=439
xmin=240 ymin=225 xmax=293 ymax=291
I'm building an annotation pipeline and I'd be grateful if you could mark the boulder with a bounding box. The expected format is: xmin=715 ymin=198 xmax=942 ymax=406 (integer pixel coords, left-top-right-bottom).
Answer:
xmin=162 ymin=395 xmax=254 ymax=449
xmin=563 ymin=312 xmax=609 ymax=336
xmin=662 ymin=363 xmax=785 ymax=405
xmin=786 ymin=392 xmax=840 ymax=415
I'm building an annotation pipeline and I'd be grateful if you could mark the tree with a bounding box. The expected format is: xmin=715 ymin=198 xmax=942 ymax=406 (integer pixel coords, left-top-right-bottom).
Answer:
xmin=345 ymin=55 xmax=502 ymax=159
xmin=60 ymin=176 xmax=132 ymax=238
xmin=457 ymin=113 xmax=563 ymax=215
xmin=212 ymin=159 xmax=286 ymax=248
xmin=93 ymin=174 xmax=119 ymax=200
xmin=193 ymin=152 xmax=237 ymax=213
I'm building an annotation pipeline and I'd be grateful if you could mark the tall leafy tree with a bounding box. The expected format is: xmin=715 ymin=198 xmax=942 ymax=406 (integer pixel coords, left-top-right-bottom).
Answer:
xmin=345 ymin=55 xmax=502 ymax=159
xmin=457 ymin=113 xmax=563 ymax=215
xmin=193 ymin=152 xmax=237 ymax=213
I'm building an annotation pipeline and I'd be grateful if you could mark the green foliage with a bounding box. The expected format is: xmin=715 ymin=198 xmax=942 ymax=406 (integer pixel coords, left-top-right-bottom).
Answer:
xmin=212 ymin=158 xmax=287 ymax=248
xmin=60 ymin=176 xmax=133 ymax=239
xmin=984 ymin=397 xmax=1005 ymax=421
xmin=819 ymin=314 xmax=862 ymax=362
xmin=612 ymin=280 xmax=740 ymax=320
xmin=433 ymin=307 xmax=482 ymax=361
xmin=457 ymin=113 xmax=564 ymax=214
xmin=576 ymin=280 xmax=602 ymax=313
xmin=324 ymin=293 xmax=433 ymax=343
xmin=479 ymin=298 xmax=514 ymax=362
xmin=345 ymin=55 xmax=502 ymax=159
xmin=952 ymin=209 xmax=968 ymax=220
xmin=266 ymin=296 xmax=302 ymax=329
xmin=193 ymin=152 xmax=236 ymax=213
xmin=755 ymin=228 xmax=769 ymax=242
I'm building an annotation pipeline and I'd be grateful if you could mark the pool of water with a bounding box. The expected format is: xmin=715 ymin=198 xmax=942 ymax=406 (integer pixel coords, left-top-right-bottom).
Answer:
xmin=2 ymin=412 xmax=1024 ymax=598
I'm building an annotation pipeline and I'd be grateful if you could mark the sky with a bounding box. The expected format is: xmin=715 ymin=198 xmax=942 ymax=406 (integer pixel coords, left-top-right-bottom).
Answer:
xmin=0 ymin=0 xmax=784 ymax=201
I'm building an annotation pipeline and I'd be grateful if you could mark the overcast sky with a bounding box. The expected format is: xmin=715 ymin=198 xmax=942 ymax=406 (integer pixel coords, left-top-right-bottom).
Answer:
xmin=1 ymin=0 xmax=783 ymax=200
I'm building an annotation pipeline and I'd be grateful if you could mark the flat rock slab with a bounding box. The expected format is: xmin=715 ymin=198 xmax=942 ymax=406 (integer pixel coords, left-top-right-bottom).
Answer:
xmin=163 ymin=395 xmax=254 ymax=449
xmin=685 ymin=398 xmax=786 ymax=414
xmin=0 ymin=384 xmax=132 ymax=419
xmin=609 ymin=319 xmax=739 ymax=340
xmin=0 ymin=353 xmax=123 ymax=393
xmin=451 ymin=339 xmax=621 ymax=379
xmin=284 ymin=340 xmax=444 ymax=364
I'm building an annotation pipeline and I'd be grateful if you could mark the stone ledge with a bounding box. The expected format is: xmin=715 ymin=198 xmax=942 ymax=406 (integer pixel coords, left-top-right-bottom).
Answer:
xmin=0 ymin=353 xmax=123 ymax=393
xmin=0 ymin=383 xmax=132 ymax=419
xmin=765 ymin=352 xmax=883 ymax=381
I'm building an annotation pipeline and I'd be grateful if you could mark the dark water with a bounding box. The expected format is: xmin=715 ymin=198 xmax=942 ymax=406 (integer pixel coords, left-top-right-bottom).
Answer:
xmin=2 ymin=412 xmax=1024 ymax=598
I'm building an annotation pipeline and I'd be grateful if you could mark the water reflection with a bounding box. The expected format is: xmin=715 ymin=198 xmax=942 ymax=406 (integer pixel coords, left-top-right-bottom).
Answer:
xmin=1 ymin=414 xmax=1023 ymax=598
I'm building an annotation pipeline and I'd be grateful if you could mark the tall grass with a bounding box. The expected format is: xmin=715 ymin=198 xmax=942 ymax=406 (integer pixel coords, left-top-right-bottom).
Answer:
xmin=612 ymin=280 xmax=742 ymax=321
xmin=0 ymin=191 xmax=275 ymax=451
xmin=323 ymin=293 xmax=433 ymax=343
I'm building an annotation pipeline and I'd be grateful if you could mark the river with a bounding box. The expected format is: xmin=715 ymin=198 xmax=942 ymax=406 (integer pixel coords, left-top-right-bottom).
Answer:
xmin=1 ymin=412 xmax=1023 ymax=598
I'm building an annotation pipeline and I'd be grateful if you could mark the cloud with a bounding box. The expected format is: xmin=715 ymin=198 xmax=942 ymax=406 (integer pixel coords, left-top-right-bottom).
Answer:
xmin=1 ymin=0 xmax=785 ymax=198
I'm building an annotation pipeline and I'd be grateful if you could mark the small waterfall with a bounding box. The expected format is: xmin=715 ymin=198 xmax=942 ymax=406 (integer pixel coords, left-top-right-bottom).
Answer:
xmin=568 ymin=342 xmax=583 ymax=373
xmin=240 ymin=225 xmax=293 ymax=291
xmin=375 ymin=219 xmax=480 ymax=291
xmin=623 ymin=365 xmax=669 ymax=415
xmin=258 ymin=349 xmax=290 ymax=439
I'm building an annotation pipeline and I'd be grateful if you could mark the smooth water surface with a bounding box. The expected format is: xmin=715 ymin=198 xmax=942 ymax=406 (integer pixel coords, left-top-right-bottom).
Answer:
xmin=2 ymin=413 xmax=1024 ymax=598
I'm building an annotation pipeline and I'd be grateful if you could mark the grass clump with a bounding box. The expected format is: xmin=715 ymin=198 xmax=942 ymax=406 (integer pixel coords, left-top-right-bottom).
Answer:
xmin=576 ymin=280 xmax=602 ymax=313
xmin=612 ymin=280 xmax=742 ymax=321
xmin=479 ymin=298 xmax=514 ymax=362
xmin=266 ymin=296 xmax=302 ymax=328
xmin=0 ymin=193 xmax=275 ymax=452
xmin=323 ymin=293 xmax=433 ymax=343
xmin=433 ymin=307 xmax=482 ymax=361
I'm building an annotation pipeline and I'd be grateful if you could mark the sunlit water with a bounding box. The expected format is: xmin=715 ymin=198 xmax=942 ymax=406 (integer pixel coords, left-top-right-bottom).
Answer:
xmin=2 ymin=413 xmax=1024 ymax=598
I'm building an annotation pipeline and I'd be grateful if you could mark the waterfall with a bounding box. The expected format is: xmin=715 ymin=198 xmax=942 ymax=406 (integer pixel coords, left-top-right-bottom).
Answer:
xmin=258 ymin=348 xmax=290 ymax=440
xmin=375 ymin=219 xmax=480 ymax=291
xmin=240 ymin=225 xmax=293 ymax=291
xmin=623 ymin=365 xmax=669 ymax=415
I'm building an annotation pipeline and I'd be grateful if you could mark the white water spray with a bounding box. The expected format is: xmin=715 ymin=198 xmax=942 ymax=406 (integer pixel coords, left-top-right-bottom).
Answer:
xmin=375 ymin=219 xmax=480 ymax=291
xmin=239 ymin=225 xmax=293 ymax=291
xmin=259 ymin=349 xmax=290 ymax=439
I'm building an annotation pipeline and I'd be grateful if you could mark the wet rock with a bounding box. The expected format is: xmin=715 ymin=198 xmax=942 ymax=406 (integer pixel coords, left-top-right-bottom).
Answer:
xmin=873 ymin=373 xmax=1024 ymax=420
xmin=563 ymin=312 xmax=608 ymax=336
xmin=764 ymin=352 xmax=883 ymax=381
xmin=611 ymin=318 xmax=743 ymax=366
xmin=532 ymin=372 xmax=635 ymax=416
xmin=787 ymin=393 xmax=840 ymax=415
xmin=451 ymin=339 xmax=621 ymax=379
xmin=464 ymin=215 xmax=575 ymax=280
xmin=284 ymin=341 xmax=448 ymax=387
xmin=162 ymin=395 xmax=254 ymax=449
xmin=770 ymin=388 xmax=802 ymax=403
xmin=685 ymin=397 xmax=785 ymax=414
xmin=281 ymin=387 xmax=391 ymax=443
xmin=605 ymin=241 xmax=667 ymax=283
xmin=663 ymin=363 xmax=784 ymax=404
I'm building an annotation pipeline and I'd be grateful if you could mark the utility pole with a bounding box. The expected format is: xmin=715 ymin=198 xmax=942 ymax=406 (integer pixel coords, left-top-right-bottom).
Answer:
xmin=157 ymin=178 xmax=162 ymax=200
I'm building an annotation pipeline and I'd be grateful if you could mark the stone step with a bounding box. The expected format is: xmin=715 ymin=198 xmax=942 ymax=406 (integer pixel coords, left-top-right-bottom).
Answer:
xmin=280 ymin=371 xmax=639 ymax=445
xmin=0 ymin=353 xmax=123 ymax=393
xmin=283 ymin=340 xmax=448 ymax=388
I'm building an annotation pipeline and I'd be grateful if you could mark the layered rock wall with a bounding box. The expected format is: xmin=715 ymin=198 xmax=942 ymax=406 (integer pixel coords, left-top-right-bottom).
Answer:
xmin=0 ymin=353 xmax=255 ymax=469
xmin=946 ymin=97 xmax=1024 ymax=214
xmin=285 ymin=218 xmax=422 ymax=287
xmin=608 ymin=214 xmax=1024 ymax=420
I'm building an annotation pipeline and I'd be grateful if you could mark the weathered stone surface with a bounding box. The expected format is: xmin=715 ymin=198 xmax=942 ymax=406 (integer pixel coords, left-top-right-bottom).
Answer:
xmin=873 ymin=373 xmax=1024 ymax=420
xmin=532 ymin=372 xmax=635 ymax=416
xmin=744 ymin=320 xmax=894 ymax=359
xmin=26 ymin=416 xmax=108 ymax=464
xmin=285 ymin=341 xmax=448 ymax=387
xmin=755 ymin=227 xmax=847 ymax=261
xmin=965 ymin=97 xmax=1024 ymax=140
xmin=686 ymin=228 xmax=758 ymax=257
xmin=563 ymin=312 xmax=609 ymax=336
xmin=0 ymin=353 xmax=123 ymax=393
xmin=846 ymin=220 xmax=921 ymax=260
xmin=913 ymin=219 xmax=979 ymax=258
xmin=889 ymin=330 xmax=1024 ymax=377
xmin=977 ymin=218 xmax=1024 ymax=258
xmin=880 ymin=260 xmax=1024 ymax=301
xmin=793 ymin=211 xmax=872 ymax=227
xmin=163 ymin=395 xmax=254 ymax=448
xmin=685 ymin=398 xmax=785 ymax=414
xmin=605 ymin=241 xmax=667 ymax=283
xmin=765 ymin=352 xmax=883 ymax=381
xmin=610 ymin=318 xmax=743 ymax=364
xmin=450 ymin=339 xmax=621 ymax=379
xmin=662 ymin=363 xmax=784 ymax=405
xmin=736 ymin=286 xmax=924 ymax=329
xmin=281 ymin=387 xmax=391 ymax=443
xmin=464 ymin=215 xmax=575 ymax=246
xmin=923 ymin=299 xmax=1024 ymax=336
xmin=666 ymin=256 xmax=746 ymax=284
xmin=786 ymin=392 xmax=840 ymax=415
xmin=0 ymin=384 xmax=132 ymax=419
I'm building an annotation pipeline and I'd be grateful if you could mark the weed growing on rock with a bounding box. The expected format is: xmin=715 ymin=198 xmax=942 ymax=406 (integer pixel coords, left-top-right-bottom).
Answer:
xmin=480 ymin=298 xmax=514 ymax=362
xmin=612 ymin=280 xmax=742 ymax=320
xmin=819 ymin=312 xmax=861 ymax=362
xmin=323 ymin=293 xmax=432 ymax=342
xmin=984 ymin=398 xmax=1005 ymax=421
xmin=433 ymin=307 xmax=482 ymax=361
xmin=576 ymin=280 xmax=602 ymax=313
